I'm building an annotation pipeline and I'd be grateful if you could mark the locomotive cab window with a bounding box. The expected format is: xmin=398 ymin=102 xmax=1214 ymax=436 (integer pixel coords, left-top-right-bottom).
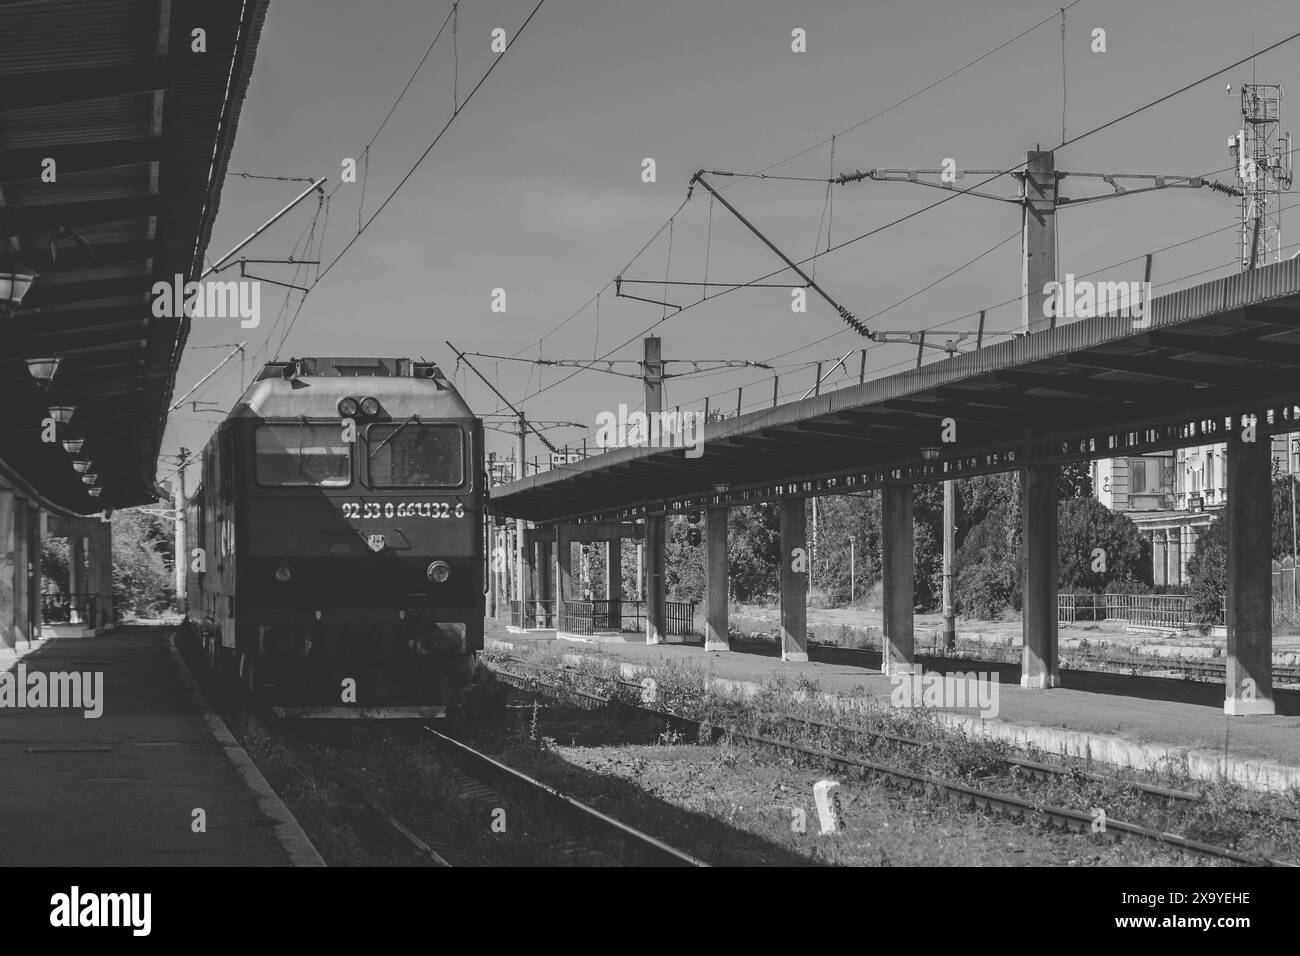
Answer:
xmin=367 ymin=422 xmax=464 ymax=487
xmin=255 ymin=423 xmax=352 ymax=486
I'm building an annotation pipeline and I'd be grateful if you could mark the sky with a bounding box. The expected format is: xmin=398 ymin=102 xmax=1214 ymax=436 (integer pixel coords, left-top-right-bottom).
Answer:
xmin=163 ymin=0 xmax=1300 ymax=488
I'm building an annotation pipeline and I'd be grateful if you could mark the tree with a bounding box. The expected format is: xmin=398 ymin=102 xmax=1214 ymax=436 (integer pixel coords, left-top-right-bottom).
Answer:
xmin=722 ymin=503 xmax=781 ymax=603
xmin=1185 ymin=516 xmax=1227 ymax=625
xmin=110 ymin=508 xmax=174 ymax=618
xmin=1271 ymin=476 xmax=1298 ymax=560
xmin=666 ymin=514 xmax=705 ymax=602
xmin=954 ymin=501 xmax=1019 ymax=618
xmin=1057 ymin=497 xmax=1151 ymax=592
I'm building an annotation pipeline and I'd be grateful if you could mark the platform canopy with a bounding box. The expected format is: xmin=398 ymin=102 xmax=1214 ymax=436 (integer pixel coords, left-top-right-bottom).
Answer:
xmin=0 ymin=0 xmax=270 ymax=512
xmin=493 ymin=260 xmax=1300 ymax=523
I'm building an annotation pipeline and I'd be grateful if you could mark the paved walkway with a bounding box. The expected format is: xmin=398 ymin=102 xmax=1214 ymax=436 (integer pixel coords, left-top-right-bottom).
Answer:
xmin=489 ymin=620 xmax=1300 ymax=792
xmin=0 ymin=626 xmax=320 ymax=866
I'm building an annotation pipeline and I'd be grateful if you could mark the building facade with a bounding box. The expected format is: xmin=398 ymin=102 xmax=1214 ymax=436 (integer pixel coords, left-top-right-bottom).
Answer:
xmin=1093 ymin=434 xmax=1300 ymax=585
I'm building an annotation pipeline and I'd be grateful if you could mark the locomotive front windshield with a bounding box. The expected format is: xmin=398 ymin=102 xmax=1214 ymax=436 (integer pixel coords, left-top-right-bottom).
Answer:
xmin=368 ymin=422 xmax=464 ymax=487
xmin=255 ymin=423 xmax=351 ymax=486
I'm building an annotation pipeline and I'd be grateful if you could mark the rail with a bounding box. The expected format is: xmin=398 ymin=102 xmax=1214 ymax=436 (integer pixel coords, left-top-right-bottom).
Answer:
xmin=1057 ymin=592 xmax=1223 ymax=627
xmin=508 ymin=600 xmax=554 ymax=629
xmin=529 ymin=599 xmax=700 ymax=637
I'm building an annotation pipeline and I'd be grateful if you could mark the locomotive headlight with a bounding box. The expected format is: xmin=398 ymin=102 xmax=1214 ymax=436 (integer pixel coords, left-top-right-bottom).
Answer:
xmin=274 ymin=565 xmax=292 ymax=583
xmin=359 ymin=396 xmax=381 ymax=417
xmin=337 ymin=397 xmax=359 ymax=418
xmin=427 ymin=560 xmax=451 ymax=583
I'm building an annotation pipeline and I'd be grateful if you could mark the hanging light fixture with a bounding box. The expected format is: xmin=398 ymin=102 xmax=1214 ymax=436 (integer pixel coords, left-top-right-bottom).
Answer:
xmin=87 ymin=487 xmax=102 ymax=498
xmin=71 ymin=458 xmax=92 ymax=474
xmin=26 ymin=357 xmax=61 ymax=387
xmin=47 ymin=405 xmax=76 ymax=424
xmin=0 ymin=254 xmax=38 ymax=313
xmin=60 ymin=438 xmax=84 ymax=455
xmin=81 ymin=472 xmax=97 ymax=485
xmin=920 ymin=446 xmax=941 ymax=461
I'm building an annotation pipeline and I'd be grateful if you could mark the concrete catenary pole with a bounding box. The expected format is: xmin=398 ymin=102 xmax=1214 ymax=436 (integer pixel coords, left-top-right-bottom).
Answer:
xmin=1020 ymin=149 xmax=1058 ymax=335
xmin=515 ymin=415 xmax=527 ymax=621
xmin=942 ymin=478 xmax=956 ymax=649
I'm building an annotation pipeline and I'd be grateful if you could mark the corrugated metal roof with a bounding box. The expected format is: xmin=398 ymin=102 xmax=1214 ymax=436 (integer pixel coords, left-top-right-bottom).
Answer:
xmin=0 ymin=0 xmax=272 ymax=514
xmin=0 ymin=0 xmax=158 ymax=75
xmin=493 ymin=259 xmax=1300 ymax=522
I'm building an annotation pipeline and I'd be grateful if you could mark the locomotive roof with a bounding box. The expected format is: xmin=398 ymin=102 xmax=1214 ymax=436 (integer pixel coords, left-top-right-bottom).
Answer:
xmin=229 ymin=357 xmax=475 ymax=420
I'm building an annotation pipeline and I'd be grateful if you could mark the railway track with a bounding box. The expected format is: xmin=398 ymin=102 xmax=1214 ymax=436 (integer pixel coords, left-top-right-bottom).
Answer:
xmin=801 ymin=642 xmax=1300 ymax=684
xmin=421 ymin=725 xmax=709 ymax=867
xmin=291 ymin=718 xmax=707 ymax=866
xmin=500 ymin=652 xmax=1300 ymax=822
xmin=489 ymin=659 xmax=1296 ymax=866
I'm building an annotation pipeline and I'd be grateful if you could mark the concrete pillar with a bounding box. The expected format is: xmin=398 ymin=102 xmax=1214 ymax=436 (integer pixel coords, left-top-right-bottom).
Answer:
xmin=705 ymin=505 xmax=729 ymax=651
xmin=537 ymin=539 xmax=552 ymax=627
xmin=1225 ymin=429 xmax=1274 ymax=715
xmin=30 ymin=506 xmax=42 ymax=639
xmin=1166 ymin=528 xmax=1182 ymax=587
xmin=1021 ymin=463 xmax=1060 ymax=689
xmin=778 ymin=498 xmax=808 ymax=662
xmin=486 ymin=527 xmax=497 ymax=620
xmin=12 ymin=497 xmax=29 ymax=645
xmin=554 ymin=527 xmax=572 ymax=632
xmin=645 ymin=515 xmax=667 ymax=644
xmin=517 ymin=531 xmax=533 ymax=626
xmin=69 ymin=536 xmax=86 ymax=622
xmin=605 ymin=539 xmax=622 ymax=629
xmin=0 ymin=490 xmax=16 ymax=650
xmin=1152 ymin=529 xmax=1168 ymax=587
xmin=514 ymin=516 xmax=526 ymax=623
xmin=881 ymin=485 xmax=914 ymax=673
xmin=88 ymin=518 xmax=113 ymax=631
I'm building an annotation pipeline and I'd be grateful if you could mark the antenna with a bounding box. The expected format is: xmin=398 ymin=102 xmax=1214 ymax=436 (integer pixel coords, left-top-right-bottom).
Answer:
xmin=1230 ymin=84 xmax=1293 ymax=269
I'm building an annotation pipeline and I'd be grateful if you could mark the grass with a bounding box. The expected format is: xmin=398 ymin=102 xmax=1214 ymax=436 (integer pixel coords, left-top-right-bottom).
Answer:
xmin=486 ymin=641 xmax=1300 ymax=865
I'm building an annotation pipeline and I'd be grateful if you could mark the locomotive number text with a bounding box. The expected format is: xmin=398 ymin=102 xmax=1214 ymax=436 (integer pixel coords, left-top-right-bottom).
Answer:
xmin=341 ymin=501 xmax=466 ymax=520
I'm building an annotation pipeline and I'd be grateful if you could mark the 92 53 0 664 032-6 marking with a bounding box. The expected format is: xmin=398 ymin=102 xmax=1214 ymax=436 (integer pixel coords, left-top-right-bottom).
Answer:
xmin=340 ymin=501 xmax=466 ymax=520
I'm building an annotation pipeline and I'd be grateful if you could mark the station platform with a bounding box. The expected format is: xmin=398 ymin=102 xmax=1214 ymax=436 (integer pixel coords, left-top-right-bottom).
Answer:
xmin=487 ymin=621 xmax=1300 ymax=794
xmin=0 ymin=626 xmax=322 ymax=866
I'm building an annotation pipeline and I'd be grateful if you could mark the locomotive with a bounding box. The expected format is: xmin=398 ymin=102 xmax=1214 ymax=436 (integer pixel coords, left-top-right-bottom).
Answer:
xmin=181 ymin=356 xmax=484 ymax=717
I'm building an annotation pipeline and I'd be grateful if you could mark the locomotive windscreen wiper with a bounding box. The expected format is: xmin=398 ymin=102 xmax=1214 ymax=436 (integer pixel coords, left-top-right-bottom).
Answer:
xmin=368 ymin=414 xmax=421 ymax=460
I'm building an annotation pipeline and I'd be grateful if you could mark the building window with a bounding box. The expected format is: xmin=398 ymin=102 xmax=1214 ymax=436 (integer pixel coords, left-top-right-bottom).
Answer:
xmin=1131 ymin=459 xmax=1148 ymax=494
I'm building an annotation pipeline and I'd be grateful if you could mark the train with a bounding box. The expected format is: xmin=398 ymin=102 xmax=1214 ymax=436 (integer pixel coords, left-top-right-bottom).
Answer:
xmin=180 ymin=356 xmax=484 ymax=717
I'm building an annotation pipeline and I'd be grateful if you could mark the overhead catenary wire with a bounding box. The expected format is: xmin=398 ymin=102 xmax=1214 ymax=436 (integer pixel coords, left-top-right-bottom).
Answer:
xmin=274 ymin=0 xmax=549 ymax=354
xmin=507 ymin=29 xmax=1300 ymax=413
xmin=506 ymin=5 xmax=1082 ymax=361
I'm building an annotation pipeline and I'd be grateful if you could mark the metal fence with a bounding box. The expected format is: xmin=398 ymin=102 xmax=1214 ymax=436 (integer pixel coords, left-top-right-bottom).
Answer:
xmin=1057 ymin=592 xmax=1217 ymax=627
xmin=40 ymin=592 xmax=98 ymax=627
xmin=540 ymin=599 xmax=699 ymax=637
xmin=508 ymin=600 xmax=554 ymax=629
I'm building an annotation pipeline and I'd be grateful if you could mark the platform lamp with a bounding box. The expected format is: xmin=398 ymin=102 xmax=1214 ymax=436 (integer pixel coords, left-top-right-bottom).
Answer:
xmin=47 ymin=405 xmax=76 ymax=425
xmin=26 ymin=357 xmax=60 ymax=387
xmin=920 ymin=446 xmax=941 ymax=461
xmin=0 ymin=255 xmax=38 ymax=314
xmin=60 ymin=438 xmax=84 ymax=456
xmin=71 ymin=458 xmax=93 ymax=475
xmin=87 ymin=487 xmax=102 ymax=499
xmin=81 ymin=472 xmax=97 ymax=485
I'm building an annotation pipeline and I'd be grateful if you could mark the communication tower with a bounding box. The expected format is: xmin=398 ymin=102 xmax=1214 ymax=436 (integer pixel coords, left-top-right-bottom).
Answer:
xmin=1229 ymin=84 xmax=1293 ymax=269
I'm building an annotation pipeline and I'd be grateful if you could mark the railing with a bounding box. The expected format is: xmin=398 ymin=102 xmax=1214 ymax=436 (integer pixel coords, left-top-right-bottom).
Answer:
xmin=1057 ymin=592 xmax=1220 ymax=627
xmin=41 ymin=592 xmax=98 ymax=627
xmin=508 ymin=600 xmax=554 ymax=629
xmin=561 ymin=599 xmax=698 ymax=637
xmin=559 ymin=599 xmax=621 ymax=635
